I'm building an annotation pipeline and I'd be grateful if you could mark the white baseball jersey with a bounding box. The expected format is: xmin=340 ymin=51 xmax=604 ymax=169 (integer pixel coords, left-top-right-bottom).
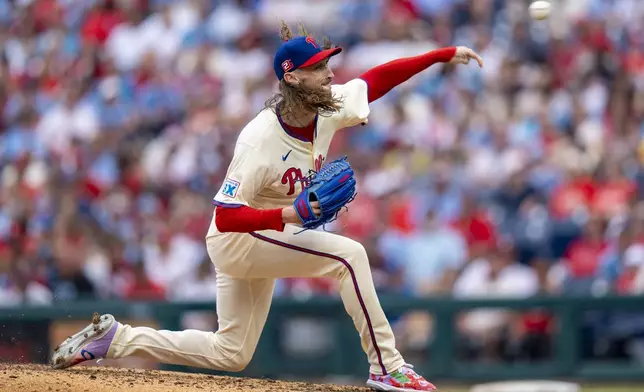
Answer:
xmin=211 ymin=78 xmax=370 ymax=214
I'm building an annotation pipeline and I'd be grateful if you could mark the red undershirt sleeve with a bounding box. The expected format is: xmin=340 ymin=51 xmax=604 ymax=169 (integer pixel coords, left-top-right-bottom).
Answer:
xmin=215 ymin=205 xmax=285 ymax=233
xmin=359 ymin=47 xmax=457 ymax=103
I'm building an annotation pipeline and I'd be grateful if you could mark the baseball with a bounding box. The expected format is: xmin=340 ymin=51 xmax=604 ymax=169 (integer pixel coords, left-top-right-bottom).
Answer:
xmin=529 ymin=1 xmax=551 ymax=20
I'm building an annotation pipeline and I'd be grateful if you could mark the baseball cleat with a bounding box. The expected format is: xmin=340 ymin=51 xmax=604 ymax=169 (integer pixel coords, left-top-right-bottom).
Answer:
xmin=50 ymin=312 xmax=119 ymax=370
xmin=367 ymin=364 xmax=437 ymax=391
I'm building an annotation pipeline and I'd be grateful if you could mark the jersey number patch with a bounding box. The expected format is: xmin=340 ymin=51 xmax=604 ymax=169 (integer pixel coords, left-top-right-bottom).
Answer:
xmin=221 ymin=178 xmax=240 ymax=198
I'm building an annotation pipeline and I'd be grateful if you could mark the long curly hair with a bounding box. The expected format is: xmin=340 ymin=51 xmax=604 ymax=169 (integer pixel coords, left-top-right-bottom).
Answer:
xmin=264 ymin=21 xmax=344 ymax=117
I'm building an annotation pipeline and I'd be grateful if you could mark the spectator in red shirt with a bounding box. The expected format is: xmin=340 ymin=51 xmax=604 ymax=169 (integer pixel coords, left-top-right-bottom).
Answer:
xmin=558 ymin=216 xmax=608 ymax=295
xmin=548 ymin=167 xmax=597 ymax=259
xmin=591 ymin=162 xmax=636 ymax=219
xmin=451 ymin=194 xmax=496 ymax=259
xmin=550 ymin=169 xmax=596 ymax=222
xmin=81 ymin=0 xmax=125 ymax=46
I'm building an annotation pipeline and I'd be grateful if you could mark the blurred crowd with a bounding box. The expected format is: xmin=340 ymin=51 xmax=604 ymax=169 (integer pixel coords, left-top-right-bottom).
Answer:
xmin=2 ymin=0 xmax=644 ymax=362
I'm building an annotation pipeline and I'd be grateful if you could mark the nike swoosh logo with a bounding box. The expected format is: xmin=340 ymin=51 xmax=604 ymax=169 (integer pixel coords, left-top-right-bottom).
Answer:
xmin=282 ymin=150 xmax=292 ymax=161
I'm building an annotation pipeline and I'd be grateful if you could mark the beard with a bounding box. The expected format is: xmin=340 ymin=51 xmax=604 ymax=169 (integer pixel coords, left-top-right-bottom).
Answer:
xmin=268 ymin=79 xmax=344 ymax=117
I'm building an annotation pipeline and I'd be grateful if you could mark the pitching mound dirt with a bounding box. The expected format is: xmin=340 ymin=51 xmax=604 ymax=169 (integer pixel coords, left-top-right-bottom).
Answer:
xmin=0 ymin=364 xmax=370 ymax=392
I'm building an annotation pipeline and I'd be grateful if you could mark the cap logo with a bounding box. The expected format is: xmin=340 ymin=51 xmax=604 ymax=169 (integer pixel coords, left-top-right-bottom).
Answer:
xmin=281 ymin=59 xmax=294 ymax=72
xmin=305 ymin=36 xmax=318 ymax=48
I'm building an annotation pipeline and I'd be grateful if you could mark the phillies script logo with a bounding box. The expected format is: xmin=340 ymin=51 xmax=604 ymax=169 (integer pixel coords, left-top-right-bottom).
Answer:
xmin=281 ymin=155 xmax=325 ymax=195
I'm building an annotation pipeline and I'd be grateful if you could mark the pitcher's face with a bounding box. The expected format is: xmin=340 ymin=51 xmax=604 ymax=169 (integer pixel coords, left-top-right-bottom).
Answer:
xmin=286 ymin=59 xmax=334 ymax=95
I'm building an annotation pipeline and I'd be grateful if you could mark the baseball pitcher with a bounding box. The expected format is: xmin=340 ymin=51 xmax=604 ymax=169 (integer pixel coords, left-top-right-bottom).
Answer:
xmin=51 ymin=22 xmax=483 ymax=392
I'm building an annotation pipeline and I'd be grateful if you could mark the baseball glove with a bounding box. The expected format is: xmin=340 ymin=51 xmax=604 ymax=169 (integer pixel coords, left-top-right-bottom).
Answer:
xmin=293 ymin=156 xmax=357 ymax=230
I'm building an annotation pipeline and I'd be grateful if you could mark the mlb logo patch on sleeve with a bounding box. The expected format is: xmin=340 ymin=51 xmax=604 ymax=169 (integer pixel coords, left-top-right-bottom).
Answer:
xmin=221 ymin=178 xmax=240 ymax=198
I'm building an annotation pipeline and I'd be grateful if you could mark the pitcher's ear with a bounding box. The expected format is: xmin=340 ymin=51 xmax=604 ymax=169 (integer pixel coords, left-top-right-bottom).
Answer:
xmin=283 ymin=72 xmax=299 ymax=86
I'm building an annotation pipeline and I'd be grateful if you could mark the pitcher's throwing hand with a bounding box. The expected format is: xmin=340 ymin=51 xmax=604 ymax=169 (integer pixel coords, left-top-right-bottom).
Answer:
xmin=449 ymin=46 xmax=484 ymax=67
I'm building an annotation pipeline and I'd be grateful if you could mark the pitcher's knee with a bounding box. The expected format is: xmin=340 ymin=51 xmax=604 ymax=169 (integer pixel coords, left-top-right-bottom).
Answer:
xmin=342 ymin=240 xmax=369 ymax=268
xmin=217 ymin=347 xmax=253 ymax=372
xmin=225 ymin=354 xmax=251 ymax=372
xmin=210 ymin=335 xmax=254 ymax=372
